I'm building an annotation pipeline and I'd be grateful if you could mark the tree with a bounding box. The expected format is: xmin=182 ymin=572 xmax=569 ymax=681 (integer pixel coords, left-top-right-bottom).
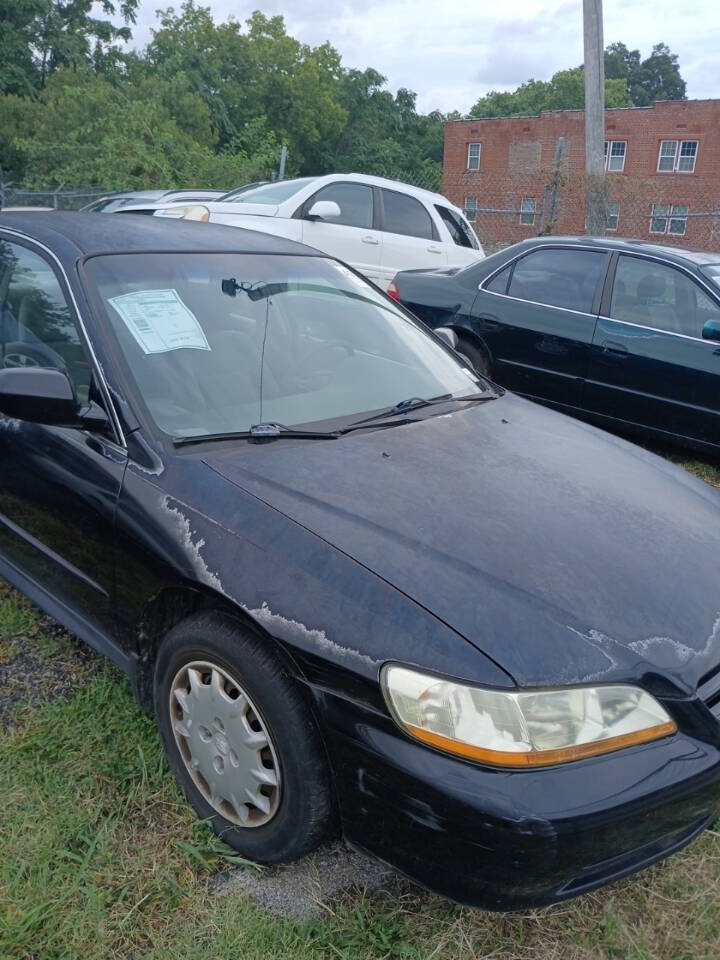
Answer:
xmin=604 ymin=42 xmax=641 ymax=83
xmin=12 ymin=69 xmax=278 ymax=189
xmin=0 ymin=0 xmax=44 ymax=96
xmin=469 ymin=42 xmax=686 ymax=118
xmin=0 ymin=0 xmax=140 ymax=94
xmin=0 ymin=0 xmax=452 ymax=192
xmin=470 ymin=67 xmax=630 ymax=118
xmin=627 ymin=44 xmax=686 ymax=106
xmin=604 ymin=41 xmax=686 ymax=105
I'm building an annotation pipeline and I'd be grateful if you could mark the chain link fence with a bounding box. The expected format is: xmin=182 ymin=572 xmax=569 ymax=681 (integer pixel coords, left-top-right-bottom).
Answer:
xmin=457 ymin=168 xmax=720 ymax=255
xmin=2 ymin=185 xmax=110 ymax=210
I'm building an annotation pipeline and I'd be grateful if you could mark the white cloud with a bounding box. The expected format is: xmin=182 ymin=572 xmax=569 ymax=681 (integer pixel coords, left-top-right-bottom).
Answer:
xmin=124 ymin=0 xmax=720 ymax=113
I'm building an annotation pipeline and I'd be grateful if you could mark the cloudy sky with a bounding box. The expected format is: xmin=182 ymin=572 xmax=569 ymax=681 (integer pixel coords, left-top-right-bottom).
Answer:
xmin=127 ymin=0 xmax=720 ymax=113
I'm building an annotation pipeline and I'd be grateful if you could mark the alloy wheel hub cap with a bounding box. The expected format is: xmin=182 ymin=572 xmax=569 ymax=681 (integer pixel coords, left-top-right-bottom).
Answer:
xmin=169 ymin=660 xmax=281 ymax=827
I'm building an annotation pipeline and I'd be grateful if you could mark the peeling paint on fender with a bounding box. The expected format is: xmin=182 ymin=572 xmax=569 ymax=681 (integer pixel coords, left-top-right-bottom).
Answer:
xmin=160 ymin=494 xmax=223 ymax=591
xmin=243 ymin=600 xmax=380 ymax=669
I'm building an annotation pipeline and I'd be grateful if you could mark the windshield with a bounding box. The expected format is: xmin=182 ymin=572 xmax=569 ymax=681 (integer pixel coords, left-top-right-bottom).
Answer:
xmin=701 ymin=264 xmax=720 ymax=291
xmin=84 ymin=197 xmax=117 ymax=213
xmin=218 ymin=178 xmax=316 ymax=205
xmin=85 ymin=253 xmax=484 ymax=439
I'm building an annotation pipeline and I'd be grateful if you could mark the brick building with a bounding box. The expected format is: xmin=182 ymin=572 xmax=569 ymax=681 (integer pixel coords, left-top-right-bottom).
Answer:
xmin=442 ymin=100 xmax=720 ymax=252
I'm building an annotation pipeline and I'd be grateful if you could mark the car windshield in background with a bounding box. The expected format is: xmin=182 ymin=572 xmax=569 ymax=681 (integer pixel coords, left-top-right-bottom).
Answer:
xmin=85 ymin=253 xmax=482 ymax=439
xmin=218 ymin=178 xmax=317 ymax=205
xmin=701 ymin=264 xmax=720 ymax=291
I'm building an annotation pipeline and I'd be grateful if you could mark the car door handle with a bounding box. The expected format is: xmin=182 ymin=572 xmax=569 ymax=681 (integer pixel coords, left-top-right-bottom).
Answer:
xmin=602 ymin=340 xmax=628 ymax=358
xmin=361 ymin=235 xmax=379 ymax=245
xmin=427 ymin=245 xmax=442 ymax=254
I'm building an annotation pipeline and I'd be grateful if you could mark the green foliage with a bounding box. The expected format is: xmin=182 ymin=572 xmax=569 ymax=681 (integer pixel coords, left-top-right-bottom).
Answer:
xmin=626 ymin=43 xmax=687 ymax=106
xmin=9 ymin=68 xmax=279 ymax=189
xmin=470 ymin=42 xmax=686 ymax=118
xmin=0 ymin=0 xmax=140 ymax=94
xmin=604 ymin=41 xmax=686 ymax=106
xmin=471 ymin=66 xmax=633 ymax=118
xmin=0 ymin=0 xmax=447 ymax=191
xmin=0 ymin=2 xmax=688 ymax=194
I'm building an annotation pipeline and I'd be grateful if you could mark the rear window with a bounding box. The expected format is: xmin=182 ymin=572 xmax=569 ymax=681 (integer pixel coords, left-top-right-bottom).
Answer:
xmin=485 ymin=264 xmax=512 ymax=294
xmin=381 ymin=190 xmax=434 ymax=240
xmin=435 ymin=205 xmax=480 ymax=249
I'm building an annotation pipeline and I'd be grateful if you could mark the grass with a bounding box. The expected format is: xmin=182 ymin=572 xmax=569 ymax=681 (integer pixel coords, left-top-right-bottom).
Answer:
xmin=1 ymin=449 xmax=720 ymax=959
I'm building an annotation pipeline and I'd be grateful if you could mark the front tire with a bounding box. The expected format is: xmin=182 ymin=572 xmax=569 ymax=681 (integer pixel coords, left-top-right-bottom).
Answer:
xmin=456 ymin=336 xmax=491 ymax=379
xmin=154 ymin=611 xmax=334 ymax=863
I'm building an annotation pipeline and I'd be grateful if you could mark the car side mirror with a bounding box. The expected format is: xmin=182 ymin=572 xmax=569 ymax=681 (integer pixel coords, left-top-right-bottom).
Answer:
xmin=434 ymin=326 xmax=459 ymax=350
xmin=702 ymin=319 xmax=720 ymax=342
xmin=306 ymin=200 xmax=341 ymax=222
xmin=0 ymin=367 xmax=107 ymax=431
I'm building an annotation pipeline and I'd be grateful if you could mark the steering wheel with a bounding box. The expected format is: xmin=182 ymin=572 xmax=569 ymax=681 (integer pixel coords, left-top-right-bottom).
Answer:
xmin=1 ymin=341 xmax=67 ymax=372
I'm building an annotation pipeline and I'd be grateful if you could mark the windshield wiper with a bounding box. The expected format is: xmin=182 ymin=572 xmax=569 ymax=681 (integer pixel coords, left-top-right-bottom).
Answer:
xmin=173 ymin=422 xmax=339 ymax=446
xmin=342 ymin=391 xmax=496 ymax=431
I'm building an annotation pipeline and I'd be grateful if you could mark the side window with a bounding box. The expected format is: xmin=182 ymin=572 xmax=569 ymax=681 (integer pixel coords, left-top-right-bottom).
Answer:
xmin=434 ymin=205 xmax=479 ymax=250
xmin=0 ymin=240 xmax=92 ymax=403
xmin=485 ymin=264 xmax=512 ymax=294
xmin=381 ymin=190 xmax=434 ymax=240
xmin=307 ymin=183 xmax=373 ymax=229
xmin=610 ymin=255 xmax=720 ymax=338
xmin=507 ymin=248 xmax=607 ymax=313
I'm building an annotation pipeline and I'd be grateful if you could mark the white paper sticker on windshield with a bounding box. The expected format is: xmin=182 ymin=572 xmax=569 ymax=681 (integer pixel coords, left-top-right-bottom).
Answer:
xmin=108 ymin=289 xmax=210 ymax=354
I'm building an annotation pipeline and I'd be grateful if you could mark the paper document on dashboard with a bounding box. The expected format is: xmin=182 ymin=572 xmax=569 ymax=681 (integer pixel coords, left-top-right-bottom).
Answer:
xmin=108 ymin=289 xmax=210 ymax=354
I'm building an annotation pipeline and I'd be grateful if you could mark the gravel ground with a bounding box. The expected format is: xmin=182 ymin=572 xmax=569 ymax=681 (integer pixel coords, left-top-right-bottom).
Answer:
xmin=0 ymin=621 xmax=99 ymax=731
xmin=212 ymin=841 xmax=403 ymax=921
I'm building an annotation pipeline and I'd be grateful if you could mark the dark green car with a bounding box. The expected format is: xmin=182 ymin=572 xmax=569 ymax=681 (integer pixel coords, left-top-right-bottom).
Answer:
xmin=391 ymin=237 xmax=720 ymax=453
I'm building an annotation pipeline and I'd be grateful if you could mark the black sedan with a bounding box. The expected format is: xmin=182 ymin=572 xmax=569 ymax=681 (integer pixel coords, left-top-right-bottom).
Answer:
xmin=390 ymin=237 xmax=720 ymax=453
xmin=1 ymin=212 xmax=720 ymax=910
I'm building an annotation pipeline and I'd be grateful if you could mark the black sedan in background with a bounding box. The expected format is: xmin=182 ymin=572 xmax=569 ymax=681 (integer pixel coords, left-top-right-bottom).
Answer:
xmin=390 ymin=237 xmax=720 ymax=453
xmin=1 ymin=213 xmax=720 ymax=910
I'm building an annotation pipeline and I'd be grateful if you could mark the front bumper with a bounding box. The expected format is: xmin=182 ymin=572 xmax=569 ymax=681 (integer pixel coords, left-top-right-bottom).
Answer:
xmin=316 ymin=690 xmax=720 ymax=910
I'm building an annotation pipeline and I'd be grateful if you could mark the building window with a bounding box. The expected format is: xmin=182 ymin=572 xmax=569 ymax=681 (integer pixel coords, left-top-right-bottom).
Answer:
xmin=605 ymin=201 xmax=619 ymax=231
xmin=467 ymin=143 xmax=481 ymax=170
xmin=464 ymin=197 xmax=477 ymax=221
xmin=604 ymin=140 xmax=627 ymax=172
xmin=519 ymin=197 xmax=536 ymax=226
xmin=650 ymin=203 xmax=689 ymax=236
xmin=657 ymin=140 xmax=698 ymax=173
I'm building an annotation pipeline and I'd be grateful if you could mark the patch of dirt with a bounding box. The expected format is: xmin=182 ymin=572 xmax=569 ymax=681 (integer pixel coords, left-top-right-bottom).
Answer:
xmin=0 ymin=622 xmax=99 ymax=731
xmin=211 ymin=841 xmax=403 ymax=922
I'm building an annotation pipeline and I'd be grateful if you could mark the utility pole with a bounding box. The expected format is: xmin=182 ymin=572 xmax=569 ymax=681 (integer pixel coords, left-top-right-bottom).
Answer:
xmin=278 ymin=145 xmax=287 ymax=181
xmin=547 ymin=137 xmax=565 ymax=231
xmin=583 ymin=0 xmax=606 ymax=235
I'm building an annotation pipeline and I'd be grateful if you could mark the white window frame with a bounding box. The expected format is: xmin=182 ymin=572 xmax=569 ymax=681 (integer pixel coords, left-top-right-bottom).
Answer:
xmin=519 ymin=197 xmax=536 ymax=227
xmin=467 ymin=142 xmax=481 ymax=170
xmin=657 ymin=139 xmax=698 ymax=173
xmin=649 ymin=203 xmax=689 ymax=236
xmin=464 ymin=196 xmax=477 ymax=221
xmin=604 ymin=140 xmax=627 ymax=172
xmin=605 ymin=201 xmax=620 ymax=232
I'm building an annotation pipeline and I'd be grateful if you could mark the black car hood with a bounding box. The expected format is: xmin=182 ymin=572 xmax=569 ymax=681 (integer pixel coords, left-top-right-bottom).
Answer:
xmin=205 ymin=394 xmax=720 ymax=694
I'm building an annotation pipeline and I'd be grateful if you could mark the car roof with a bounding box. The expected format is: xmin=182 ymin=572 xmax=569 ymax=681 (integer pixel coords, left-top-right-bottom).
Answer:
xmin=517 ymin=235 xmax=720 ymax=265
xmin=227 ymin=173 xmax=458 ymax=210
xmin=0 ymin=211 xmax=322 ymax=259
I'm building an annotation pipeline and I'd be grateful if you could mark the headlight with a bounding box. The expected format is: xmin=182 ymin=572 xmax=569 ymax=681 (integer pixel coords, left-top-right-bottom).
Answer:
xmin=381 ymin=665 xmax=676 ymax=767
xmin=156 ymin=204 xmax=209 ymax=222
